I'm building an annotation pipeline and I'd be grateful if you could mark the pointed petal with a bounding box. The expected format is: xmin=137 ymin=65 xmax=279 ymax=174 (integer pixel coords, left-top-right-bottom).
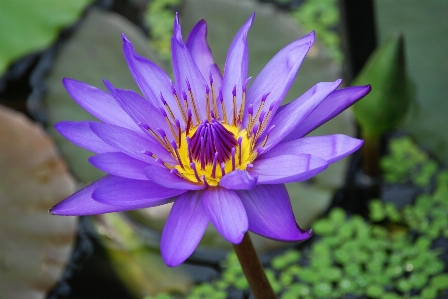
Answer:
xmin=50 ymin=176 xmax=151 ymax=215
xmin=264 ymin=80 xmax=341 ymax=151
xmin=222 ymin=13 xmax=254 ymax=122
xmin=62 ymin=78 xmax=136 ymax=130
xmin=89 ymin=152 xmax=152 ymax=180
xmin=92 ymin=176 xmax=184 ymax=206
xmin=237 ymin=184 xmax=312 ymax=241
xmin=219 ymin=170 xmax=258 ymax=190
xmin=261 ymin=135 xmax=364 ymax=164
xmin=121 ymin=34 xmax=183 ymax=122
xmin=186 ymin=19 xmax=222 ymax=86
xmin=89 ymin=122 xmax=175 ymax=164
xmin=244 ymin=31 xmax=315 ymax=126
xmin=283 ymin=85 xmax=372 ymax=141
xmin=55 ymin=121 xmax=116 ymax=153
xmin=161 ymin=191 xmax=209 ymax=267
xmin=253 ymin=154 xmax=328 ymax=184
xmin=172 ymin=14 xmax=208 ymax=122
xmin=103 ymin=80 xmax=174 ymax=139
xmin=202 ymin=187 xmax=248 ymax=243
xmin=144 ymin=165 xmax=204 ymax=190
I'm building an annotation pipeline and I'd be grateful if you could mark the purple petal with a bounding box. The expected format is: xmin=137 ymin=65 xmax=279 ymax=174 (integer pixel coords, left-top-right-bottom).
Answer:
xmin=172 ymin=14 xmax=208 ymax=122
xmin=261 ymin=135 xmax=364 ymax=164
xmin=89 ymin=122 xmax=175 ymax=164
xmin=89 ymin=152 xmax=152 ymax=180
xmin=252 ymin=154 xmax=328 ymax=184
xmin=202 ymin=187 xmax=248 ymax=243
xmin=55 ymin=121 xmax=116 ymax=153
xmin=219 ymin=170 xmax=258 ymax=190
xmin=121 ymin=34 xmax=183 ymax=122
xmin=103 ymin=80 xmax=174 ymax=138
xmin=92 ymin=176 xmax=184 ymax=206
xmin=50 ymin=175 xmax=153 ymax=215
xmin=186 ymin=19 xmax=223 ymax=89
xmin=264 ymin=80 xmax=341 ymax=151
xmin=221 ymin=13 xmax=254 ymax=123
xmin=244 ymin=31 xmax=315 ymax=126
xmin=283 ymin=85 xmax=372 ymax=141
xmin=161 ymin=191 xmax=209 ymax=267
xmin=62 ymin=78 xmax=136 ymax=130
xmin=237 ymin=184 xmax=312 ymax=241
xmin=144 ymin=165 xmax=204 ymax=190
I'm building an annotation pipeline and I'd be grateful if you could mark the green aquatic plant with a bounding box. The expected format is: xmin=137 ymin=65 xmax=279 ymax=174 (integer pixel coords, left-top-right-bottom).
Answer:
xmin=147 ymin=138 xmax=448 ymax=298
xmin=291 ymin=0 xmax=342 ymax=62
xmin=381 ymin=136 xmax=438 ymax=187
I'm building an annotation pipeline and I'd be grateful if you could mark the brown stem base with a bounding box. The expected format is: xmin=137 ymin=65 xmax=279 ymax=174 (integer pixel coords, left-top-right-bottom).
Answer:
xmin=232 ymin=233 xmax=277 ymax=299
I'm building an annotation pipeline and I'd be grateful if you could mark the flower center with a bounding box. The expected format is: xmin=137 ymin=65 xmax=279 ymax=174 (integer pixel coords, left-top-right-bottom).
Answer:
xmin=139 ymin=75 xmax=276 ymax=187
xmin=173 ymin=120 xmax=252 ymax=186
xmin=190 ymin=120 xmax=237 ymax=165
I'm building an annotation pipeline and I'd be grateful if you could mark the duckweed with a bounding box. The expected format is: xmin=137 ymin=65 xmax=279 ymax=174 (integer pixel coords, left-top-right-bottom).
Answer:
xmin=146 ymin=136 xmax=448 ymax=299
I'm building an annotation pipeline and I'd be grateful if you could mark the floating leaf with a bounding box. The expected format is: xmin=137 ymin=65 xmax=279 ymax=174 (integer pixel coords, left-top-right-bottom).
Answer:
xmin=43 ymin=8 xmax=169 ymax=184
xmin=0 ymin=105 xmax=77 ymax=298
xmin=94 ymin=213 xmax=192 ymax=297
xmin=0 ymin=0 xmax=93 ymax=75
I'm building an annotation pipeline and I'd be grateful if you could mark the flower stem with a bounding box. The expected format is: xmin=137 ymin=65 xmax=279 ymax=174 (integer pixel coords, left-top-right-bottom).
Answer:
xmin=232 ymin=232 xmax=276 ymax=299
xmin=361 ymin=133 xmax=381 ymax=177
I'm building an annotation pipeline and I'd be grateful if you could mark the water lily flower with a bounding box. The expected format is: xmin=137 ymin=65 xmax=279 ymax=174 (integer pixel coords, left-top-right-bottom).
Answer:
xmin=51 ymin=13 xmax=370 ymax=266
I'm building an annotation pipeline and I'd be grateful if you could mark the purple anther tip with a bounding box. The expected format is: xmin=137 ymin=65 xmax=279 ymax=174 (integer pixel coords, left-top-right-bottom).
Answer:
xmin=160 ymin=92 xmax=167 ymax=105
xmin=269 ymin=102 xmax=275 ymax=110
xmin=141 ymin=150 xmax=153 ymax=156
xmin=248 ymin=104 xmax=253 ymax=114
xmin=210 ymin=111 xmax=216 ymax=119
xmin=156 ymin=128 xmax=166 ymax=137
xmin=155 ymin=158 xmax=164 ymax=164
xmin=137 ymin=122 xmax=150 ymax=130
xmin=252 ymin=123 xmax=259 ymax=134
xmin=232 ymin=85 xmax=237 ymax=96
xmin=190 ymin=162 xmax=196 ymax=169
xmin=243 ymin=77 xmax=252 ymax=91
xmin=170 ymin=81 xmax=177 ymax=94
xmin=185 ymin=78 xmax=191 ymax=91
xmin=170 ymin=168 xmax=179 ymax=174
xmin=238 ymin=136 xmax=243 ymax=144
xmin=175 ymin=119 xmax=181 ymax=127
xmin=159 ymin=107 xmax=167 ymax=116
xmin=261 ymin=92 xmax=271 ymax=102
xmin=205 ymin=84 xmax=210 ymax=94
xmin=170 ymin=140 xmax=177 ymax=148
xmin=187 ymin=108 xmax=192 ymax=117
xmin=182 ymin=90 xmax=188 ymax=100
xmin=217 ymin=90 xmax=223 ymax=102
xmin=209 ymin=69 xmax=214 ymax=83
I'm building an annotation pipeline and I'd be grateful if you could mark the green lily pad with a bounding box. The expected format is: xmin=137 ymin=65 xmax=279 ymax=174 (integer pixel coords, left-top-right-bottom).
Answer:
xmin=44 ymin=8 xmax=168 ymax=184
xmin=0 ymin=0 xmax=93 ymax=75
xmin=94 ymin=213 xmax=192 ymax=296
xmin=0 ymin=105 xmax=77 ymax=298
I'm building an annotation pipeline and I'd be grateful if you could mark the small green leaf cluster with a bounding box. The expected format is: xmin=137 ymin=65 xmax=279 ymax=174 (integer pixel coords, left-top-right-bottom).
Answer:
xmin=280 ymin=205 xmax=447 ymax=299
xmin=291 ymin=0 xmax=342 ymax=62
xmin=145 ymin=0 xmax=182 ymax=61
xmin=147 ymin=137 xmax=447 ymax=299
xmin=381 ymin=136 xmax=438 ymax=187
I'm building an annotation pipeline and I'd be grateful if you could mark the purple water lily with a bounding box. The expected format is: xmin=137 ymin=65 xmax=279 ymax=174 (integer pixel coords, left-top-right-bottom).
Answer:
xmin=51 ymin=13 xmax=370 ymax=266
